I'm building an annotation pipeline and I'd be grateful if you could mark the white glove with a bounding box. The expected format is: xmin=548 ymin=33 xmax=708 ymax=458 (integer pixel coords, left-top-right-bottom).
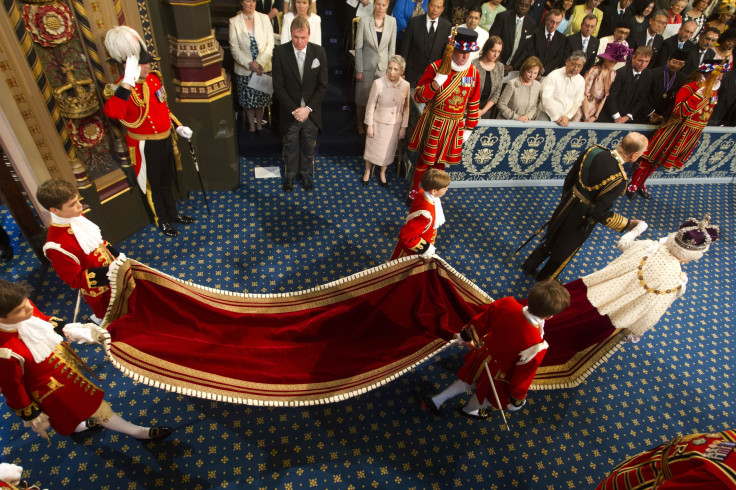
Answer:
xmin=420 ymin=244 xmax=437 ymax=260
xmin=625 ymin=332 xmax=641 ymax=343
xmin=0 ymin=463 xmax=22 ymax=486
xmin=433 ymin=73 xmax=448 ymax=87
xmin=122 ymin=55 xmax=141 ymax=86
xmin=107 ymin=252 xmax=127 ymax=280
xmin=463 ymin=129 xmax=472 ymax=144
xmin=63 ymin=322 xmax=102 ymax=344
xmin=23 ymin=412 xmax=50 ymax=436
xmin=176 ymin=126 xmax=193 ymax=139
xmin=632 ymin=221 xmax=648 ymax=235
xmin=676 ymin=272 xmax=688 ymax=298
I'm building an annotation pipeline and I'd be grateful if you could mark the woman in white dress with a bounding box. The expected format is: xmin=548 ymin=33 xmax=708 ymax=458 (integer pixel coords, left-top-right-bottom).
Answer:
xmin=281 ymin=0 xmax=322 ymax=45
xmin=361 ymin=55 xmax=411 ymax=186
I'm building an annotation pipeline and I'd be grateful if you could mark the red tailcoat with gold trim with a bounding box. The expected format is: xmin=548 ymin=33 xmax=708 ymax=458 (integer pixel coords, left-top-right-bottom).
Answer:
xmin=390 ymin=193 xmax=438 ymax=260
xmin=0 ymin=302 xmax=105 ymax=436
xmin=641 ymin=81 xmax=718 ymax=169
xmin=597 ymin=429 xmax=736 ymax=489
xmin=103 ymin=72 xmax=177 ymax=189
xmin=457 ymin=297 xmax=547 ymax=409
xmin=44 ymin=224 xmax=115 ymax=318
xmin=408 ymin=61 xmax=480 ymax=166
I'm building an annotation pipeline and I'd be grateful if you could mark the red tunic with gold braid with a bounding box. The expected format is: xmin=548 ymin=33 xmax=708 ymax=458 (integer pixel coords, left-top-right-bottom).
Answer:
xmin=0 ymin=302 xmax=105 ymax=437
xmin=408 ymin=61 xmax=480 ymax=166
xmin=597 ymin=429 xmax=736 ymax=489
xmin=390 ymin=192 xmax=438 ymax=260
xmin=457 ymin=297 xmax=547 ymax=409
xmin=43 ymin=224 xmax=115 ymax=319
xmin=103 ymin=72 xmax=179 ymax=186
xmin=641 ymin=81 xmax=718 ymax=170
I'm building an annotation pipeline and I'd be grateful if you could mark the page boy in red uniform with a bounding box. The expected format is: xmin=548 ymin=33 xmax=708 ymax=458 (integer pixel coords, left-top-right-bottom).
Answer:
xmin=390 ymin=168 xmax=450 ymax=261
xmin=0 ymin=279 xmax=172 ymax=441
xmin=424 ymin=278 xmax=570 ymax=419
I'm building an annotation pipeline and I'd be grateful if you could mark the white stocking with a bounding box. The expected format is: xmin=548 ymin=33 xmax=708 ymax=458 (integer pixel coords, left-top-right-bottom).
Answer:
xmin=73 ymin=421 xmax=88 ymax=433
xmin=98 ymin=414 xmax=150 ymax=439
xmin=432 ymin=379 xmax=471 ymax=408
xmin=462 ymin=395 xmax=490 ymax=415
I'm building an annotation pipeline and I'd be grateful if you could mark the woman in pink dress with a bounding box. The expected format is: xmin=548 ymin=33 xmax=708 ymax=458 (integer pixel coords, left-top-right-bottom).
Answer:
xmin=574 ymin=42 xmax=631 ymax=122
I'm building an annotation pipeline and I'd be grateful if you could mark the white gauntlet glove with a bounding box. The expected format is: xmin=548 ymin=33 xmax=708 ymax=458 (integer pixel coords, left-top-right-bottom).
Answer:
xmin=433 ymin=73 xmax=448 ymax=87
xmin=63 ymin=322 xmax=104 ymax=344
xmin=122 ymin=55 xmax=141 ymax=86
xmin=23 ymin=412 xmax=50 ymax=436
xmin=0 ymin=463 xmax=23 ymax=485
xmin=420 ymin=243 xmax=437 ymax=260
xmin=107 ymin=252 xmax=127 ymax=280
xmin=463 ymin=129 xmax=472 ymax=144
xmin=176 ymin=126 xmax=193 ymax=139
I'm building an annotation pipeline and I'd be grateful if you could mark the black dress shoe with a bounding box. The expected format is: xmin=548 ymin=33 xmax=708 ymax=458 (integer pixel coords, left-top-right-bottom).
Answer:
xmin=456 ymin=407 xmax=491 ymax=420
xmin=379 ymin=175 xmax=388 ymax=187
xmin=422 ymin=397 xmax=442 ymax=417
xmin=159 ymin=223 xmax=178 ymax=237
xmin=85 ymin=418 xmax=105 ymax=432
xmin=405 ymin=195 xmax=413 ymax=206
xmin=0 ymin=245 xmax=13 ymax=263
xmin=138 ymin=426 xmax=173 ymax=441
xmin=638 ymin=188 xmax=652 ymax=200
xmin=283 ymin=180 xmax=294 ymax=192
xmin=175 ymin=214 xmax=195 ymax=224
xmin=360 ymin=175 xmax=369 ymax=186
xmin=302 ymin=178 xmax=313 ymax=191
xmin=626 ymin=190 xmax=636 ymax=201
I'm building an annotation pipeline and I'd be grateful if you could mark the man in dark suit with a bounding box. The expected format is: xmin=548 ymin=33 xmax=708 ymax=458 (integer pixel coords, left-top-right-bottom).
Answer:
xmin=489 ymin=0 xmax=536 ymax=74
xmin=400 ymin=0 xmax=452 ymax=85
xmin=683 ymin=27 xmax=718 ymax=76
xmin=272 ymin=16 xmax=328 ymax=192
xmin=638 ymin=48 xmax=687 ymax=123
xmin=654 ymin=20 xmax=696 ymax=67
xmin=598 ymin=46 xmax=654 ymax=123
xmin=564 ymin=13 xmax=600 ymax=76
xmin=628 ymin=10 xmax=666 ymax=61
xmin=710 ymin=69 xmax=736 ymax=126
xmin=513 ymin=9 xmax=566 ymax=76
xmin=598 ymin=0 xmax=634 ymax=38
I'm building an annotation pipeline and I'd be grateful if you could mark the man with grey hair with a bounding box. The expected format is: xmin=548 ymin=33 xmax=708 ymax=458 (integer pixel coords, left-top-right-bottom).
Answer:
xmin=563 ymin=13 xmax=600 ymax=75
xmin=629 ymin=9 xmax=667 ymax=59
xmin=538 ymin=51 xmax=586 ymax=126
xmin=654 ymin=20 xmax=696 ymax=67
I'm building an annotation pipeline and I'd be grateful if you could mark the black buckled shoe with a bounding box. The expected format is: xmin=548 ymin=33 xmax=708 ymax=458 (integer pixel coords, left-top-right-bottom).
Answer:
xmin=422 ymin=397 xmax=442 ymax=417
xmin=139 ymin=426 xmax=173 ymax=441
xmin=283 ymin=179 xmax=294 ymax=192
xmin=638 ymin=188 xmax=652 ymax=200
xmin=626 ymin=189 xmax=636 ymax=200
xmin=159 ymin=223 xmax=178 ymax=237
xmin=456 ymin=407 xmax=491 ymax=420
xmin=302 ymin=178 xmax=313 ymax=191
xmin=175 ymin=214 xmax=195 ymax=224
xmin=85 ymin=418 xmax=104 ymax=432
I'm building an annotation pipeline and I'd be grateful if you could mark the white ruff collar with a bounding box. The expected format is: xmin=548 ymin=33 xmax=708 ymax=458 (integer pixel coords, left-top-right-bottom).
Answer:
xmin=424 ymin=191 xmax=445 ymax=229
xmin=51 ymin=213 xmax=103 ymax=255
xmin=452 ymin=58 xmax=472 ymax=72
xmin=0 ymin=316 xmax=63 ymax=363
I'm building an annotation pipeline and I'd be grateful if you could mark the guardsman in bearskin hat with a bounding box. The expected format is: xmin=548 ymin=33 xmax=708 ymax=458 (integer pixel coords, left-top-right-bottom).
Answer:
xmin=102 ymin=26 xmax=195 ymax=237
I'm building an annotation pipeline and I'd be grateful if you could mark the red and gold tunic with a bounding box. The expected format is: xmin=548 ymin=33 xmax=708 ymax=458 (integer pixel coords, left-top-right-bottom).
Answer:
xmin=43 ymin=223 xmax=115 ymax=319
xmin=597 ymin=429 xmax=736 ymax=489
xmin=0 ymin=303 xmax=104 ymax=437
xmin=103 ymin=71 xmax=181 ymax=190
xmin=457 ymin=297 xmax=547 ymax=409
xmin=408 ymin=61 xmax=480 ymax=166
xmin=641 ymin=81 xmax=718 ymax=170
xmin=390 ymin=192 xmax=438 ymax=260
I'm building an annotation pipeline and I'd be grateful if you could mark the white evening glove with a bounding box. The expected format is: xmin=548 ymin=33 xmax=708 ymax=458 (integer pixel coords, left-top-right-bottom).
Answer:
xmin=433 ymin=73 xmax=448 ymax=87
xmin=176 ymin=126 xmax=193 ymax=139
xmin=122 ymin=55 xmax=141 ymax=86
xmin=0 ymin=463 xmax=22 ymax=486
xmin=617 ymin=221 xmax=648 ymax=252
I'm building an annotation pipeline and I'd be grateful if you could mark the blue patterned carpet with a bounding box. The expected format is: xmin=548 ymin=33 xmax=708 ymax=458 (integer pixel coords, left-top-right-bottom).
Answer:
xmin=0 ymin=156 xmax=733 ymax=489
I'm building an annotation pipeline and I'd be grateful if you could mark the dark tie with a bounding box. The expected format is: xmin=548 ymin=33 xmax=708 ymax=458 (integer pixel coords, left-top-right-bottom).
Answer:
xmin=547 ymin=33 xmax=551 ymax=46
xmin=619 ymin=9 xmax=624 ymax=19
xmin=634 ymin=73 xmax=640 ymax=81
xmin=647 ymin=37 xmax=653 ymax=47
xmin=429 ymin=20 xmax=436 ymax=37
xmin=427 ymin=20 xmax=436 ymax=57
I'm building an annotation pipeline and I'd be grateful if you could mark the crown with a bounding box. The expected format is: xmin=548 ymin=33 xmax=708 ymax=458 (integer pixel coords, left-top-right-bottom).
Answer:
xmin=526 ymin=134 xmax=544 ymax=147
xmin=570 ymin=135 xmax=586 ymax=148
xmin=480 ymin=134 xmax=498 ymax=146
xmin=52 ymin=63 xmax=99 ymax=119
xmin=674 ymin=214 xmax=719 ymax=251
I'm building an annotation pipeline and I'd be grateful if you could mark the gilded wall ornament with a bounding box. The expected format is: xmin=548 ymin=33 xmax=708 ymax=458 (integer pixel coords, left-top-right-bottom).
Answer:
xmin=22 ymin=2 xmax=75 ymax=47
